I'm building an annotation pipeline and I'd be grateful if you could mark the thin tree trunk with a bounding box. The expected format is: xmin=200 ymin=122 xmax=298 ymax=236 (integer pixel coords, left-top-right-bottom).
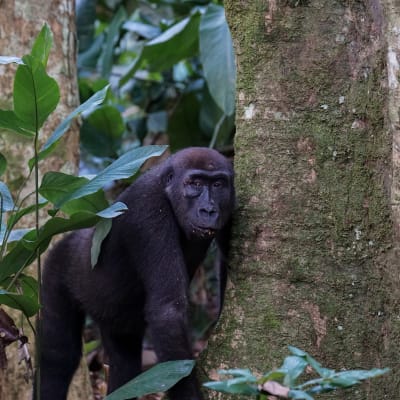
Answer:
xmin=204 ymin=1 xmax=400 ymax=399
xmin=0 ymin=1 xmax=92 ymax=399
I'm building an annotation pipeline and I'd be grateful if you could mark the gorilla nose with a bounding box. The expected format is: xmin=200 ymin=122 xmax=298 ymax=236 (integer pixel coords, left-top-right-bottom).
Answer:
xmin=198 ymin=206 xmax=217 ymax=219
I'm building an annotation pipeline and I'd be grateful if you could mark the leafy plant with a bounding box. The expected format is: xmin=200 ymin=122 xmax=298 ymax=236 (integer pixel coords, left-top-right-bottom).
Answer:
xmin=203 ymin=346 xmax=389 ymax=399
xmin=0 ymin=24 xmax=166 ymax=324
xmin=76 ymin=0 xmax=236 ymax=169
xmin=105 ymin=359 xmax=195 ymax=400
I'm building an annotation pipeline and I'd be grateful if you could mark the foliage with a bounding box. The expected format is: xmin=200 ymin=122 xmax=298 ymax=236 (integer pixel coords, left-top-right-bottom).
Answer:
xmin=0 ymin=24 xmax=166 ymax=321
xmin=105 ymin=359 xmax=195 ymax=399
xmin=76 ymin=0 xmax=236 ymax=171
xmin=203 ymin=346 xmax=389 ymax=399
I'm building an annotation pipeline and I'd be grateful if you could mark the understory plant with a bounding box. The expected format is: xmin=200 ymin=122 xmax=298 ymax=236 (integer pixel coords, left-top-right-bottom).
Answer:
xmin=204 ymin=346 xmax=389 ymax=399
xmin=0 ymin=24 xmax=169 ymax=395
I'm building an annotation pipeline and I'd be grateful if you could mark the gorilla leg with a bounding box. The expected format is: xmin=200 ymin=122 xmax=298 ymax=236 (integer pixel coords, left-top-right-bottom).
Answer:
xmin=101 ymin=327 xmax=144 ymax=398
xmin=36 ymin=277 xmax=84 ymax=399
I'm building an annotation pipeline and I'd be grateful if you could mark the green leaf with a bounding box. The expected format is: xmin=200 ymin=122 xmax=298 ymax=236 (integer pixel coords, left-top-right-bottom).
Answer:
xmin=281 ymin=356 xmax=308 ymax=386
xmin=168 ymin=92 xmax=205 ymax=151
xmin=329 ymin=368 xmax=390 ymax=388
xmin=91 ymin=219 xmax=112 ymax=267
xmin=106 ymin=360 xmax=195 ymax=400
xmin=80 ymin=105 xmax=124 ymax=157
xmin=0 ymin=289 xmax=39 ymax=317
xmin=40 ymin=85 xmax=109 ymax=152
xmin=203 ymin=380 xmax=258 ymax=396
xmin=96 ymin=202 xmax=128 ymax=218
xmin=122 ymin=21 xmax=161 ymax=39
xmin=101 ymin=6 xmax=127 ymax=78
xmin=14 ymin=56 xmax=60 ymax=132
xmin=288 ymin=346 xmax=332 ymax=378
xmin=0 ymin=275 xmax=39 ymax=318
xmin=217 ymin=369 xmax=255 ymax=379
xmin=55 ymin=145 xmax=167 ymax=208
xmin=288 ymin=389 xmax=315 ymax=400
xmin=39 ymin=172 xmax=111 ymax=215
xmin=0 ymin=182 xmax=14 ymax=211
xmin=0 ymin=241 xmax=36 ymax=284
xmin=0 ymin=56 xmax=24 ymax=65
xmin=119 ymin=12 xmax=201 ymax=86
xmin=0 ymin=153 xmax=7 ymax=177
xmin=7 ymin=199 xmax=48 ymax=230
xmin=0 ymin=110 xmax=35 ymax=137
xmin=31 ymin=24 xmax=53 ymax=67
xmin=199 ymin=4 xmax=236 ymax=116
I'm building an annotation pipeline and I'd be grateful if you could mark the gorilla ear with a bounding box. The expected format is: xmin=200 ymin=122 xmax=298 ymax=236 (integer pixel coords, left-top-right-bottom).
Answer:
xmin=163 ymin=166 xmax=174 ymax=186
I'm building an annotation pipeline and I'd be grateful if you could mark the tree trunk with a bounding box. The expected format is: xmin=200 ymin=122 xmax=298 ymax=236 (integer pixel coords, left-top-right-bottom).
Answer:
xmin=204 ymin=1 xmax=400 ymax=399
xmin=0 ymin=1 xmax=92 ymax=399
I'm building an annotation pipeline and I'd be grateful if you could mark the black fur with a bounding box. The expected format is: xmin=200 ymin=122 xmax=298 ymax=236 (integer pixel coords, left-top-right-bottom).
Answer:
xmin=36 ymin=147 xmax=235 ymax=400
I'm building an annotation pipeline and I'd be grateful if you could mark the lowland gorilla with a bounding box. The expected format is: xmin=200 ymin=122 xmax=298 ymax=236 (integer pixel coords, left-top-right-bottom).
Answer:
xmin=37 ymin=147 xmax=235 ymax=400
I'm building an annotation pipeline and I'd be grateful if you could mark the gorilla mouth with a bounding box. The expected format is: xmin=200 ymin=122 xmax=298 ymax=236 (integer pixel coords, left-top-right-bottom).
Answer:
xmin=191 ymin=224 xmax=216 ymax=237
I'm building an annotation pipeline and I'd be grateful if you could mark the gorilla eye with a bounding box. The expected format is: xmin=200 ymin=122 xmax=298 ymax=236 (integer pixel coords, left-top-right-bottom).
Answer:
xmin=213 ymin=180 xmax=223 ymax=188
xmin=190 ymin=180 xmax=202 ymax=187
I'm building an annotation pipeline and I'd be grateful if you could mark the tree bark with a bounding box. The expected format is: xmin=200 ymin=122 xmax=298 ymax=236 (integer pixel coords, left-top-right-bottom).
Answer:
xmin=204 ymin=1 xmax=400 ymax=399
xmin=0 ymin=1 xmax=92 ymax=399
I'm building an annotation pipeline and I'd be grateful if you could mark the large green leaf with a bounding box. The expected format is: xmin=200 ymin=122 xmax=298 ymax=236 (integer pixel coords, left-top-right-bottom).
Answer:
xmin=80 ymin=105 xmax=125 ymax=157
xmin=7 ymin=199 xmax=48 ymax=230
xmin=40 ymin=85 xmax=110 ymax=152
xmin=119 ymin=12 xmax=200 ymax=86
xmin=0 ymin=110 xmax=35 ymax=137
xmin=13 ymin=55 xmax=60 ymax=132
xmin=199 ymin=4 xmax=236 ymax=116
xmin=0 ymin=182 xmax=14 ymax=211
xmin=54 ymin=145 xmax=167 ymax=208
xmin=0 ymin=241 xmax=36 ymax=284
xmin=39 ymin=172 xmax=109 ymax=214
xmin=101 ymin=6 xmax=127 ymax=78
xmin=0 ymin=56 xmax=23 ymax=65
xmin=106 ymin=360 xmax=195 ymax=400
xmin=0 ymin=289 xmax=39 ymax=317
xmin=0 ymin=275 xmax=39 ymax=317
xmin=31 ymin=24 xmax=53 ymax=67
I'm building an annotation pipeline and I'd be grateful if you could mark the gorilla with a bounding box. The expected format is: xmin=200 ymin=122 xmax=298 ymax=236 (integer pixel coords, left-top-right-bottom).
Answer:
xmin=37 ymin=147 xmax=235 ymax=400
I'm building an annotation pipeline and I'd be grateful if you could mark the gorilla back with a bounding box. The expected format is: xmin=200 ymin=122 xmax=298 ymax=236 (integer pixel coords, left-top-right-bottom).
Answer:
xmin=37 ymin=147 xmax=235 ymax=400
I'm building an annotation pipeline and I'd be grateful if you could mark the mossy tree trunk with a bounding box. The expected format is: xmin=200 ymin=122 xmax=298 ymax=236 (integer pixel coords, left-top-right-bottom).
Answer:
xmin=204 ymin=1 xmax=400 ymax=399
xmin=0 ymin=1 xmax=92 ymax=399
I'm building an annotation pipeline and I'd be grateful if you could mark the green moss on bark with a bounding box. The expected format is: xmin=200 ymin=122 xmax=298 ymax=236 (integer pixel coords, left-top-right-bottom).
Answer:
xmin=204 ymin=1 xmax=399 ymax=399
